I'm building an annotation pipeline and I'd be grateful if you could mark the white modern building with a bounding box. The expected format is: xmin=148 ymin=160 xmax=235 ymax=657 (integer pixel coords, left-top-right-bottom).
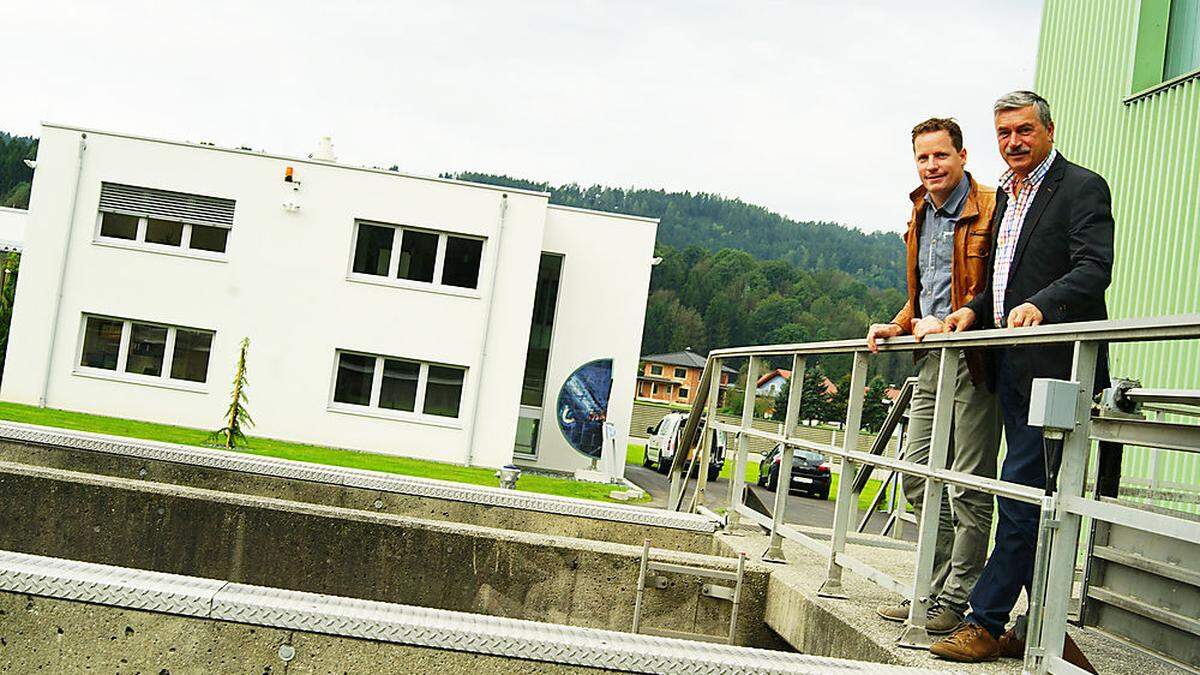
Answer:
xmin=0 ymin=206 xmax=25 ymax=252
xmin=1 ymin=123 xmax=657 ymax=473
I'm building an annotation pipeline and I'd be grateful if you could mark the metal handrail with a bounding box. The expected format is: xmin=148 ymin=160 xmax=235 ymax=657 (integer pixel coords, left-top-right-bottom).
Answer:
xmin=705 ymin=314 xmax=1200 ymax=357
xmin=672 ymin=314 xmax=1200 ymax=675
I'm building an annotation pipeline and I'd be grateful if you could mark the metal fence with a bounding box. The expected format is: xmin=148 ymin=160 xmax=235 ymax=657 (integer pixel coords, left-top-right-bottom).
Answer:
xmin=669 ymin=314 xmax=1200 ymax=674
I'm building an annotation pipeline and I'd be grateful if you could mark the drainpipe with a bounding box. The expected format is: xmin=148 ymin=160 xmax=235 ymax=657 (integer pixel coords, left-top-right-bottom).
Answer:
xmin=38 ymin=133 xmax=88 ymax=407
xmin=464 ymin=193 xmax=508 ymax=466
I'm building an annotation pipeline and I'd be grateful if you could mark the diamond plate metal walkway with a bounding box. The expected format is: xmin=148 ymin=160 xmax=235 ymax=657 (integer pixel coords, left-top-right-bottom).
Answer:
xmin=0 ymin=550 xmax=953 ymax=674
xmin=0 ymin=421 xmax=717 ymax=532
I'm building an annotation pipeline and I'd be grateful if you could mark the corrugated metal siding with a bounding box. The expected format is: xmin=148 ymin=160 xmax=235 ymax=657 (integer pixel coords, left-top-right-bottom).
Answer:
xmin=1036 ymin=0 xmax=1200 ymax=511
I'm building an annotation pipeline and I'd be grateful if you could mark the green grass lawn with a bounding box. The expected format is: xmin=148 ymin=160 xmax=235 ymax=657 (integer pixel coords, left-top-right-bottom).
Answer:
xmin=0 ymin=402 xmax=645 ymax=503
xmin=626 ymin=442 xmax=888 ymax=512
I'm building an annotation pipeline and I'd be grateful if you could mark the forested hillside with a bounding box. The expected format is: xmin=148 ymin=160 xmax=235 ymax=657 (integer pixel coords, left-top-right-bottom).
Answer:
xmin=443 ymin=172 xmax=904 ymax=290
xmin=446 ymin=171 xmax=912 ymax=384
xmin=0 ymin=132 xmax=36 ymax=209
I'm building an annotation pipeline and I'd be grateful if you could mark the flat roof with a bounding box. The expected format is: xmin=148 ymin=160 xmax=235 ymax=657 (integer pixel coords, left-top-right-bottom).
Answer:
xmin=547 ymin=203 xmax=660 ymax=225
xmin=42 ymin=122 xmax=552 ymax=200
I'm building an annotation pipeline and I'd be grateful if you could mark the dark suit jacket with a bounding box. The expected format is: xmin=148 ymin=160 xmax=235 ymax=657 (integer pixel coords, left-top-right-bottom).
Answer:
xmin=965 ymin=152 xmax=1114 ymax=394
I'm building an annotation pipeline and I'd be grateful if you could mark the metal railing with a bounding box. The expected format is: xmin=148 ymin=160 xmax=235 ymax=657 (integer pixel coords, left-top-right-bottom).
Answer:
xmin=668 ymin=314 xmax=1200 ymax=674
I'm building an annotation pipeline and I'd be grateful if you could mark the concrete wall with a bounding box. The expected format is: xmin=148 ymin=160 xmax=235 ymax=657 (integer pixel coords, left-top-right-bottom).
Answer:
xmin=0 ymin=462 xmax=776 ymax=647
xmin=0 ymin=124 xmax=656 ymax=471
xmin=0 ymin=592 xmax=610 ymax=674
xmin=0 ymin=438 xmax=718 ymax=554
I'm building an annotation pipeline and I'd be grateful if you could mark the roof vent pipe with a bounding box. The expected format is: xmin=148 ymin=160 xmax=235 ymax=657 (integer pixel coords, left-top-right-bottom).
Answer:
xmin=311 ymin=136 xmax=336 ymax=162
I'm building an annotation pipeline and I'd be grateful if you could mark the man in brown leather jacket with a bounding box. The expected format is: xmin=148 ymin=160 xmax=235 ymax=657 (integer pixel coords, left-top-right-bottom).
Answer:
xmin=865 ymin=118 xmax=1002 ymax=634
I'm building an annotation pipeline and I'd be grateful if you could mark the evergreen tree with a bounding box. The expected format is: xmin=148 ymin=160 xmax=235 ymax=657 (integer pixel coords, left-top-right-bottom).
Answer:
xmin=797 ymin=364 xmax=835 ymax=424
xmin=210 ymin=338 xmax=254 ymax=449
xmin=770 ymin=379 xmax=791 ymax=423
xmin=829 ymin=374 xmax=851 ymax=428
xmin=862 ymin=376 xmax=892 ymax=433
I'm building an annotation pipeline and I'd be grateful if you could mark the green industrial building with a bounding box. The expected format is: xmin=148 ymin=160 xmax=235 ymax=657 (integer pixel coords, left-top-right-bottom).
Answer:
xmin=1035 ymin=0 xmax=1199 ymax=508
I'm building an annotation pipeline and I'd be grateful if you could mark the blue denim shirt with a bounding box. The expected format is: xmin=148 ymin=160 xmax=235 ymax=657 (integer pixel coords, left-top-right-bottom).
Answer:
xmin=917 ymin=175 xmax=969 ymax=321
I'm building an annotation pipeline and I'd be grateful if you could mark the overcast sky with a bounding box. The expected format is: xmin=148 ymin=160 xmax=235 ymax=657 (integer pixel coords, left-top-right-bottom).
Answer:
xmin=5 ymin=1 xmax=1042 ymax=234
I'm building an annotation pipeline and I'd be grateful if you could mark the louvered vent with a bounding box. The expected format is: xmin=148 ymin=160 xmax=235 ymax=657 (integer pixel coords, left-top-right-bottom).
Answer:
xmin=99 ymin=183 xmax=235 ymax=228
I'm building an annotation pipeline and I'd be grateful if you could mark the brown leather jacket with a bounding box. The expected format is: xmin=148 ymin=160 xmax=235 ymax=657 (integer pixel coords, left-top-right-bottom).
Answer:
xmin=889 ymin=173 xmax=997 ymax=384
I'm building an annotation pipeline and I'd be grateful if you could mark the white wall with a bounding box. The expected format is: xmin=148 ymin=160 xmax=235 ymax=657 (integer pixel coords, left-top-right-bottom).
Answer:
xmin=532 ymin=205 xmax=657 ymax=473
xmin=756 ymin=375 xmax=786 ymax=397
xmin=0 ymin=207 xmax=25 ymax=251
xmin=2 ymin=124 xmax=549 ymax=468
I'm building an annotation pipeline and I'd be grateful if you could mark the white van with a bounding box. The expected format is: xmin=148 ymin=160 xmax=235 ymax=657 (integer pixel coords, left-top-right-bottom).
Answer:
xmin=642 ymin=412 xmax=727 ymax=481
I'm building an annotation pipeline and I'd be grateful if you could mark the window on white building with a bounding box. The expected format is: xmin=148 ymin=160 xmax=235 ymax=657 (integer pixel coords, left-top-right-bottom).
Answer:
xmin=442 ymin=236 xmax=484 ymax=289
xmin=99 ymin=213 xmax=138 ymax=240
xmin=398 ymin=230 xmax=438 ymax=283
xmin=77 ymin=315 xmax=215 ymax=385
xmin=126 ymin=323 xmax=168 ymax=376
xmin=350 ymin=221 xmax=485 ymax=292
xmin=332 ymin=350 xmax=466 ymax=420
xmin=380 ymin=359 xmax=420 ymax=411
xmin=95 ymin=183 xmax=235 ymax=257
xmin=170 ymin=329 xmax=215 ymax=382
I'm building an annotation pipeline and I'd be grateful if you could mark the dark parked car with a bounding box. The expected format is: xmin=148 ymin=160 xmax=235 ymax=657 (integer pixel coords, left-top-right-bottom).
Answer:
xmin=756 ymin=443 xmax=831 ymax=499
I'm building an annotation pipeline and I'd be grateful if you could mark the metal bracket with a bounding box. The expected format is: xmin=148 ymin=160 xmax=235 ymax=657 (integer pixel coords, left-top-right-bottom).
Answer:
xmin=701 ymin=583 xmax=735 ymax=601
xmin=816 ymin=579 xmax=847 ymax=599
xmin=894 ymin=624 xmax=934 ymax=649
xmin=761 ymin=547 xmax=787 ymax=564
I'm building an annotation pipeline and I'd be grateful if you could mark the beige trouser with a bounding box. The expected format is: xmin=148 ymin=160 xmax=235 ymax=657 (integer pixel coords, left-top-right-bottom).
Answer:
xmin=901 ymin=349 xmax=1001 ymax=613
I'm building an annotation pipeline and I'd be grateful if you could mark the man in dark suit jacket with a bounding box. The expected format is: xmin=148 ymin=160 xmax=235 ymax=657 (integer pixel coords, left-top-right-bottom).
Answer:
xmin=929 ymin=91 xmax=1113 ymax=668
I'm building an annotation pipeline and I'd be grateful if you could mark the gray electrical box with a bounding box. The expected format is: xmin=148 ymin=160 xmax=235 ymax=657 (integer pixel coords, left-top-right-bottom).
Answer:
xmin=1028 ymin=378 xmax=1080 ymax=432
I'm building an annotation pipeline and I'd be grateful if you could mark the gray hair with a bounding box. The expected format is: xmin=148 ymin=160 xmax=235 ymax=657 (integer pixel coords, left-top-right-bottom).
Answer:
xmin=994 ymin=90 xmax=1053 ymax=128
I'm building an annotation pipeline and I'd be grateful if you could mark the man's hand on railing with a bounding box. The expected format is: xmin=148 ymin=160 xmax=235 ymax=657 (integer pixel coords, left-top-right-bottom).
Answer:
xmin=866 ymin=322 xmax=905 ymax=353
xmin=912 ymin=316 xmax=946 ymax=342
xmin=944 ymin=307 xmax=976 ymax=332
xmin=1007 ymin=302 xmax=1044 ymax=328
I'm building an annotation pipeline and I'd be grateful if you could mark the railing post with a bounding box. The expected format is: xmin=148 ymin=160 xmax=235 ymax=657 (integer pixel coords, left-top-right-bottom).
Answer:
xmin=700 ymin=357 xmax=720 ymax=504
xmin=897 ymin=347 xmax=959 ymax=648
xmin=764 ymin=354 xmax=806 ymax=562
xmin=818 ymin=351 xmax=868 ymax=598
xmin=727 ymin=356 xmax=759 ymax=532
xmin=1026 ymin=341 xmax=1098 ymax=674
xmin=691 ymin=389 xmax=715 ymax=509
xmin=890 ymin=418 xmax=908 ymax=540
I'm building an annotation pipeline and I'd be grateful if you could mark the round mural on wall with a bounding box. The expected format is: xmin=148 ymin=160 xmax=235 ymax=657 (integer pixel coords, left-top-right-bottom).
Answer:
xmin=556 ymin=358 xmax=614 ymax=459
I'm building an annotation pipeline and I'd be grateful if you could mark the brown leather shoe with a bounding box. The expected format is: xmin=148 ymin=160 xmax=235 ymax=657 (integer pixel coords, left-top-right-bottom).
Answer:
xmin=996 ymin=628 xmax=1097 ymax=673
xmin=929 ymin=622 xmax=1000 ymax=662
xmin=997 ymin=628 xmax=1024 ymax=658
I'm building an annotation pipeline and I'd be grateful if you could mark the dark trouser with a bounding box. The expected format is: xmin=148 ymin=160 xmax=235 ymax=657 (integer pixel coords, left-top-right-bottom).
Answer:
xmin=966 ymin=350 xmax=1047 ymax=638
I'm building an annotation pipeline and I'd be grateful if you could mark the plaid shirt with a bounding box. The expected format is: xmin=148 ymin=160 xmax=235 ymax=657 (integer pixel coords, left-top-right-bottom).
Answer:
xmin=991 ymin=149 xmax=1058 ymax=325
